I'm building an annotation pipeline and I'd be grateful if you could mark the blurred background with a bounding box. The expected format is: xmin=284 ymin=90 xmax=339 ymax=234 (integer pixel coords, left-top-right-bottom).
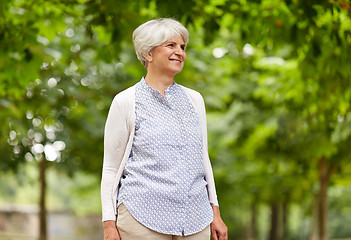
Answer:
xmin=1 ymin=0 xmax=351 ymax=240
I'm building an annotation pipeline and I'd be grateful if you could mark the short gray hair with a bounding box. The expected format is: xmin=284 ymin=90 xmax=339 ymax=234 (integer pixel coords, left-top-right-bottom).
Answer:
xmin=133 ymin=18 xmax=189 ymax=68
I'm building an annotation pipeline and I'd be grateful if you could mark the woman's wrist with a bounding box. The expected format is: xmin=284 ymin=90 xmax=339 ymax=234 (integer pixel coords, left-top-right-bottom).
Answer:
xmin=212 ymin=205 xmax=221 ymax=218
xmin=103 ymin=220 xmax=117 ymax=229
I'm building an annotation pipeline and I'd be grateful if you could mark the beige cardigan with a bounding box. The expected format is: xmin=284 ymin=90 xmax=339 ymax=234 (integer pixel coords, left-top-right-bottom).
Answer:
xmin=101 ymin=84 xmax=218 ymax=221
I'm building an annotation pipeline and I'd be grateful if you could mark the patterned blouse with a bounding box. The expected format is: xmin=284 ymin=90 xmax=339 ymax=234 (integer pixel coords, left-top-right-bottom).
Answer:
xmin=117 ymin=78 xmax=213 ymax=236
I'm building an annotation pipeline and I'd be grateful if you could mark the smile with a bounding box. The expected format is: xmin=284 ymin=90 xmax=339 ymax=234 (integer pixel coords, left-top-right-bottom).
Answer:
xmin=169 ymin=59 xmax=181 ymax=63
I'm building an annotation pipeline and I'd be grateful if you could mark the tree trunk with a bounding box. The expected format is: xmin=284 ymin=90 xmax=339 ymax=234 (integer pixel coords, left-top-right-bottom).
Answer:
xmin=282 ymin=200 xmax=288 ymax=240
xmin=318 ymin=157 xmax=329 ymax=240
xmin=309 ymin=194 xmax=319 ymax=240
xmin=269 ymin=202 xmax=280 ymax=240
xmin=39 ymin=157 xmax=47 ymax=240
xmin=248 ymin=200 xmax=258 ymax=240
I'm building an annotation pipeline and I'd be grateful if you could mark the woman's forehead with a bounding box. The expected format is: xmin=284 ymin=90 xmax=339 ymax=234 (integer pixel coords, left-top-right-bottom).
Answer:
xmin=164 ymin=34 xmax=186 ymax=44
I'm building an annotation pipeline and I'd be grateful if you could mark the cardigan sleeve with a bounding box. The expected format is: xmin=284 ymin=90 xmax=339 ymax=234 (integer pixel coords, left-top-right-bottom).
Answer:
xmin=197 ymin=94 xmax=219 ymax=207
xmin=101 ymin=94 xmax=130 ymax=221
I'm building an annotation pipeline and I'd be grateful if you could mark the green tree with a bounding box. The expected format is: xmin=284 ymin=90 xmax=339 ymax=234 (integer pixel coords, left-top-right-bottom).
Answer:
xmin=199 ymin=1 xmax=351 ymax=239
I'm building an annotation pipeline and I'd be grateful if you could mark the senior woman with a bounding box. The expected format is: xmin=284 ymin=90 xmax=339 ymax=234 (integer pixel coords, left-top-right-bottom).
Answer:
xmin=101 ymin=18 xmax=228 ymax=240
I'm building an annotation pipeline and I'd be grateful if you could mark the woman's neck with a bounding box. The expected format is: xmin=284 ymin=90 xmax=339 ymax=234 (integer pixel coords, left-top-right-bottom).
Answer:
xmin=144 ymin=72 xmax=175 ymax=97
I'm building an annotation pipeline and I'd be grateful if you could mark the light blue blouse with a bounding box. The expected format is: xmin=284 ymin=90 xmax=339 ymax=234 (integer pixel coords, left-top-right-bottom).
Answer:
xmin=117 ymin=78 xmax=213 ymax=236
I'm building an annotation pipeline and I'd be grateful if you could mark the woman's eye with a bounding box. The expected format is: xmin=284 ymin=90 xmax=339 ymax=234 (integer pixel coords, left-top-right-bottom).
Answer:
xmin=165 ymin=43 xmax=186 ymax=50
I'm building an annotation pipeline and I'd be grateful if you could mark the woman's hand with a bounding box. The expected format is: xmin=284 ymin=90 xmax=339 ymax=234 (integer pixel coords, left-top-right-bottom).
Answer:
xmin=103 ymin=220 xmax=121 ymax=240
xmin=210 ymin=206 xmax=228 ymax=240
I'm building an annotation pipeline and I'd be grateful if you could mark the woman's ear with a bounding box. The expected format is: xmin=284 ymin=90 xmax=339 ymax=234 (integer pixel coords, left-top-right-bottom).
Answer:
xmin=144 ymin=52 xmax=152 ymax=62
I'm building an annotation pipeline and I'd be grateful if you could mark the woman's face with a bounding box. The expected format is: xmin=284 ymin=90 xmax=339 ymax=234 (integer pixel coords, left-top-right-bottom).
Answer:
xmin=147 ymin=34 xmax=186 ymax=77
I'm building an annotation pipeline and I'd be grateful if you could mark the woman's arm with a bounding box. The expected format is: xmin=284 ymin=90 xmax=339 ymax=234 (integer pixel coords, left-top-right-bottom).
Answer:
xmin=182 ymin=87 xmax=228 ymax=239
xmin=101 ymin=94 xmax=130 ymax=221
xmin=191 ymin=90 xmax=228 ymax=239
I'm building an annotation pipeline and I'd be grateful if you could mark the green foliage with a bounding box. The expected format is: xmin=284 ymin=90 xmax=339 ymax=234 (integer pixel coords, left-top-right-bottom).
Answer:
xmin=1 ymin=0 xmax=351 ymax=238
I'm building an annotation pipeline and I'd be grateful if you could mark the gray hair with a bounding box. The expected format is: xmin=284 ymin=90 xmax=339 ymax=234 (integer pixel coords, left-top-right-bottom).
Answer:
xmin=133 ymin=18 xmax=189 ymax=68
